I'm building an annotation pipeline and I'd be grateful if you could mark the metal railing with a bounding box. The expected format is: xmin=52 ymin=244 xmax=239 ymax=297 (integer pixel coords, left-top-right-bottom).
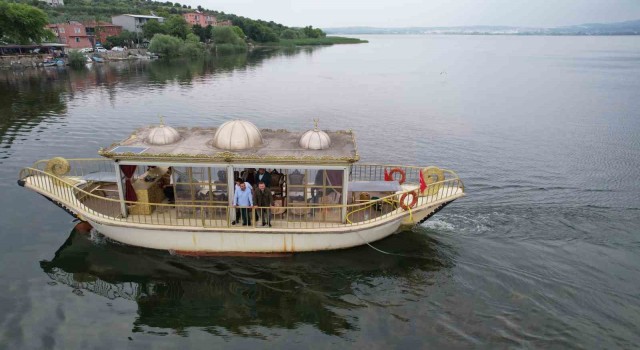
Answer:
xmin=31 ymin=158 xmax=116 ymax=177
xmin=350 ymin=163 xmax=463 ymax=189
xmin=19 ymin=160 xmax=465 ymax=230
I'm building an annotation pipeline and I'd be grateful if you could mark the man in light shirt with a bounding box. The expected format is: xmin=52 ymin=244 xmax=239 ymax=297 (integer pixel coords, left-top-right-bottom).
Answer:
xmin=232 ymin=178 xmax=253 ymax=226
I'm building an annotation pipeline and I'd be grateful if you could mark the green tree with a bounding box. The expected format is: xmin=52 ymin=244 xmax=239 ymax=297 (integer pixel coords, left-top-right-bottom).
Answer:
xmin=179 ymin=41 xmax=203 ymax=57
xmin=230 ymin=25 xmax=245 ymax=39
xmin=142 ymin=19 xmax=165 ymax=39
xmin=148 ymin=33 xmax=182 ymax=57
xmin=185 ymin=32 xmax=199 ymax=43
xmin=164 ymin=15 xmax=189 ymax=39
xmin=210 ymin=26 xmax=246 ymax=56
xmin=191 ymin=24 xmax=206 ymax=42
xmin=156 ymin=9 xmax=170 ymax=18
xmin=204 ymin=24 xmax=213 ymax=41
xmin=246 ymin=22 xmax=278 ymax=42
xmin=303 ymin=26 xmax=325 ymax=38
xmin=0 ymin=1 xmax=54 ymax=44
xmin=105 ymin=30 xmax=135 ymax=48
xmin=280 ymin=28 xmax=302 ymax=39
xmin=211 ymin=26 xmax=244 ymax=45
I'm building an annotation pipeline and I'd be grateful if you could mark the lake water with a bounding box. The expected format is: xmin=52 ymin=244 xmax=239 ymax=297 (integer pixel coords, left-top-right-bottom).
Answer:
xmin=1 ymin=35 xmax=639 ymax=348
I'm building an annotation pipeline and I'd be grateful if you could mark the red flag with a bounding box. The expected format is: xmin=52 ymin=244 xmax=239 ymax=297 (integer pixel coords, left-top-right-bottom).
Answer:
xmin=384 ymin=168 xmax=392 ymax=181
xmin=419 ymin=170 xmax=427 ymax=193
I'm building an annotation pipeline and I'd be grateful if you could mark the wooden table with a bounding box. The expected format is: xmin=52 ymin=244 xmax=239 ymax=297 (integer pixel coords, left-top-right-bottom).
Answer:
xmin=129 ymin=176 xmax=165 ymax=215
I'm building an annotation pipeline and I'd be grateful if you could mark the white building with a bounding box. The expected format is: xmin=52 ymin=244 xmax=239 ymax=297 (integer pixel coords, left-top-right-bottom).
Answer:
xmin=111 ymin=14 xmax=164 ymax=34
xmin=41 ymin=0 xmax=64 ymax=6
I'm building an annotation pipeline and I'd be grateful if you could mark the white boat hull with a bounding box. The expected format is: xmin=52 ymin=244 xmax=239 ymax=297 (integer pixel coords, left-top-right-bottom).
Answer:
xmin=89 ymin=218 xmax=404 ymax=253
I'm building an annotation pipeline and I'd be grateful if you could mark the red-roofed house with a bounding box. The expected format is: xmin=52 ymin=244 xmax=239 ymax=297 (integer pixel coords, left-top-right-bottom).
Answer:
xmin=47 ymin=22 xmax=93 ymax=49
xmin=84 ymin=21 xmax=123 ymax=45
xmin=182 ymin=12 xmax=217 ymax=27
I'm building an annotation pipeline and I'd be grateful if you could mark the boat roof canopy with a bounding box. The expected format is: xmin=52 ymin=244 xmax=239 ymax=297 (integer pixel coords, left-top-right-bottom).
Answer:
xmin=99 ymin=125 xmax=359 ymax=164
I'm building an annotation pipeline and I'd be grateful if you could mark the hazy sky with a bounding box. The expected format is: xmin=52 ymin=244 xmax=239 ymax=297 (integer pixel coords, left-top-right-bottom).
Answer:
xmin=179 ymin=0 xmax=640 ymax=28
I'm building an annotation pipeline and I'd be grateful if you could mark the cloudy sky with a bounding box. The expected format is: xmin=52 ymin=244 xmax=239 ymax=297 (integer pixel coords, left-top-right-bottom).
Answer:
xmin=180 ymin=0 xmax=640 ymax=28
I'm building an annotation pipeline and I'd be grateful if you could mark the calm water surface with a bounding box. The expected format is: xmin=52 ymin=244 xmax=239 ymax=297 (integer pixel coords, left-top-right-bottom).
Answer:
xmin=1 ymin=35 xmax=639 ymax=348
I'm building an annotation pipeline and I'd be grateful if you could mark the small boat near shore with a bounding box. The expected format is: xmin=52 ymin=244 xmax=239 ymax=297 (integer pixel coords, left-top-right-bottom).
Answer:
xmin=43 ymin=58 xmax=65 ymax=67
xmin=18 ymin=119 xmax=465 ymax=254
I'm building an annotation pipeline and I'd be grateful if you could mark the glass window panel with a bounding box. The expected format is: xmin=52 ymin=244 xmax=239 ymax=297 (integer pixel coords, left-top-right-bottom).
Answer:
xmin=207 ymin=167 xmax=228 ymax=203
xmin=285 ymin=169 xmax=343 ymax=214
xmin=172 ymin=166 xmax=229 ymax=219
xmin=286 ymin=168 xmax=306 ymax=204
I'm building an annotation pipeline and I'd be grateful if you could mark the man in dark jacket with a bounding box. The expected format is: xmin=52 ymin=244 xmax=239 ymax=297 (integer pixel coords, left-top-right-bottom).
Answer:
xmin=253 ymin=181 xmax=273 ymax=227
xmin=254 ymin=168 xmax=272 ymax=188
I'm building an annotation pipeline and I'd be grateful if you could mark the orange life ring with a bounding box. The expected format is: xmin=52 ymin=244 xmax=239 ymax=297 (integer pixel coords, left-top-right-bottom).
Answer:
xmin=389 ymin=168 xmax=406 ymax=184
xmin=399 ymin=191 xmax=418 ymax=210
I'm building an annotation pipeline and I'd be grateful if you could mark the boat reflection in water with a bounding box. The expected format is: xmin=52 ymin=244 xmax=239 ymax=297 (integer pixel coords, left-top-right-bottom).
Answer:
xmin=40 ymin=228 xmax=454 ymax=336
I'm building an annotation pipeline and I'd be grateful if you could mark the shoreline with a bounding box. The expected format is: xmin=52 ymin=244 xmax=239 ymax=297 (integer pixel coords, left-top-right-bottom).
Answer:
xmin=255 ymin=36 xmax=368 ymax=48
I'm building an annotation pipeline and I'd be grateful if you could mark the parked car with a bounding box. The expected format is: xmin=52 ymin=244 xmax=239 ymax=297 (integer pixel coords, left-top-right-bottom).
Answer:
xmin=96 ymin=47 xmax=108 ymax=53
xmin=110 ymin=46 xmax=125 ymax=52
xmin=79 ymin=47 xmax=93 ymax=53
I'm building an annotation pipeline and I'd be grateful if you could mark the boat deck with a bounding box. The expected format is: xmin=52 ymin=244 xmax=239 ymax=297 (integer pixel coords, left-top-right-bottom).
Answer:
xmin=23 ymin=173 xmax=464 ymax=231
xmin=79 ymin=185 xmax=398 ymax=229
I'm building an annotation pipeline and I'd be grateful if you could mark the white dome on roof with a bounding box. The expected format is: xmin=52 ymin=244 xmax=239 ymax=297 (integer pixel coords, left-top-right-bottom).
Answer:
xmin=300 ymin=128 xmax=331 ymax=150
xmin=146 ymin=124 xmax=180 ymax=145
xmin=212 ymin=120 xmax=263 ymax=150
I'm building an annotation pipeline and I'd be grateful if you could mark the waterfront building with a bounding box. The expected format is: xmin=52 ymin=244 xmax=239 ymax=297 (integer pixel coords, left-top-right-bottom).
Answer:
xmin=181 ymin=11 xmax=233 ymax=27
xmin=84 ymin=22 xmax=123 ymax=46
xmin=46 ymin=22 xmax=93 ymax=49
xmin=111 ymin=14 xmax=165 ymax=34
xmin=182 ymin=12 xmax=217 ymax=27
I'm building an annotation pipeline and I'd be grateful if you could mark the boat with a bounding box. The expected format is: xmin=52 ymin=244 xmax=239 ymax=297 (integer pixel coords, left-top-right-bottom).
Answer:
xmin=18 ymin=119 xmax=465 ymax=254
xmin=43 ymin=58 xmax=65 ymax=67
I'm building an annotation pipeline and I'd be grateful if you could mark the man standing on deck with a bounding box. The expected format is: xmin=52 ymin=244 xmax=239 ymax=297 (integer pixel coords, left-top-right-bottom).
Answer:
xmin=254 ymin=168 xmax=271 ymax=188
xmin=253 ymin=181 xmax=273 ymax=227
xmin=232 ymin=178 xmax=252 ymax=225
xmin=233 ymin=181 xmax=253 ymax=226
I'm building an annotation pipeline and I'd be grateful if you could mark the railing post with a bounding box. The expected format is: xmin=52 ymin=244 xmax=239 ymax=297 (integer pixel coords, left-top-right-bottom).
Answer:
xmin=114 ymin=162 xmax=127 ymax=218
xmin=342 ymin=166 xmax=349 ymax=223
xmin=227 ymin=165 xmax=235 ymax=224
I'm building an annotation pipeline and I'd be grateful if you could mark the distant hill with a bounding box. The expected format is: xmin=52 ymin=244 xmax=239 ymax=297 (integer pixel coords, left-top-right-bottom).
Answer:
xmin=325 ymin=19 xmax=640 ymax=36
